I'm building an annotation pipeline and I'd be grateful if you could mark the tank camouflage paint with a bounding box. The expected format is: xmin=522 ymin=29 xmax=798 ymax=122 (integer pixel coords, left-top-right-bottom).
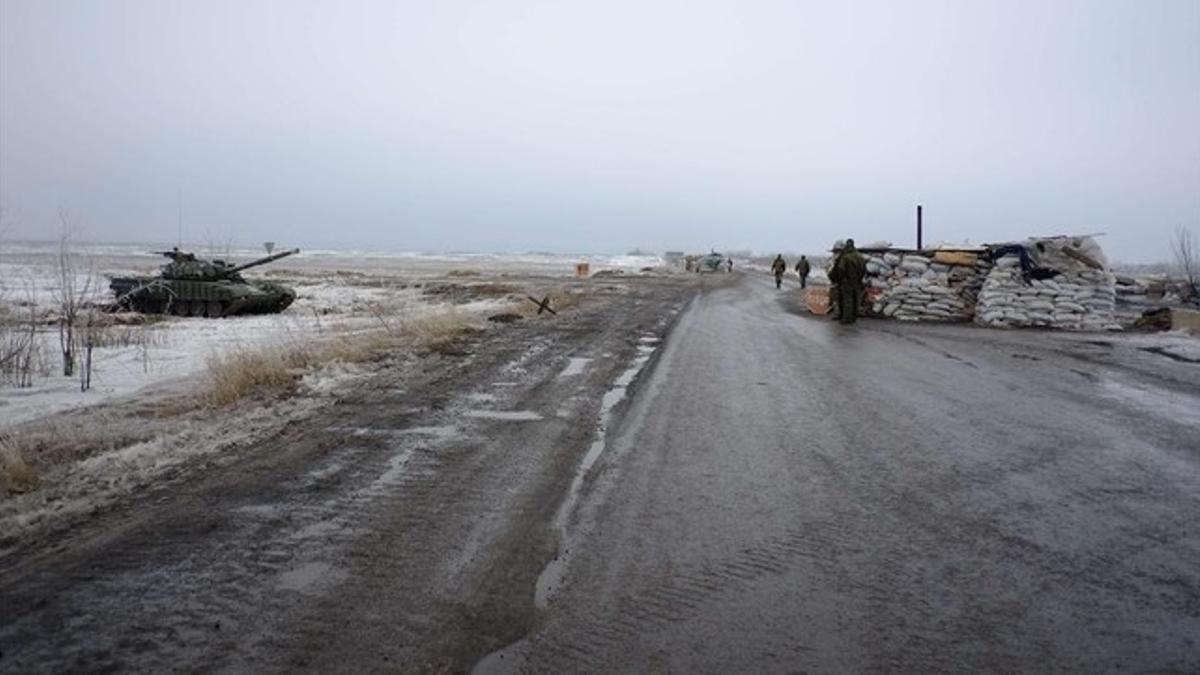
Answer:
xmin=110 ymin=248 xmax=300 ymax=317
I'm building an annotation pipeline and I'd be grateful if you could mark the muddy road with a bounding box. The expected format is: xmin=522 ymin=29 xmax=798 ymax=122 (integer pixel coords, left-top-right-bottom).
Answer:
xmin=3 ymin=273 xmax=1199 ymax=672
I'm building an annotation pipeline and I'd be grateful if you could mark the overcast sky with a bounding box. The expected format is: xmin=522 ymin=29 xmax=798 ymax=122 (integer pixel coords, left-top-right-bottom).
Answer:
xmin=1 ymin=0 xmax=1197 ymax=260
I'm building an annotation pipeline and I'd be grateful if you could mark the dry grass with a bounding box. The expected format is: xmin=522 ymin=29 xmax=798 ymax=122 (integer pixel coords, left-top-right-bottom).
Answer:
xmin=1 ymin=414 xmax=159 ymax=467
xmin=0 ymin=437 xmax=41 ymax=495
xmin=205 ymin=340 xmax=316 ymax=407
xmin=399 ymin=307 xmax=481 ymax=341
xmin=204 ymin=306 xmax=487 ymax=407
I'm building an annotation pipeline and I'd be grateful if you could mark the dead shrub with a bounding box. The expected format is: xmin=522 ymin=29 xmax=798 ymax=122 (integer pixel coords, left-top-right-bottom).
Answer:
xmin=0 ymin=437 xmax=40 ymax=495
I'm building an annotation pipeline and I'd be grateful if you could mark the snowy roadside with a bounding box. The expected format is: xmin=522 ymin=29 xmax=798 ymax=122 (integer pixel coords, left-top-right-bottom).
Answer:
xmin=0 ymin=285 xmax=511 ymax=427
xmin=1 ymin=243 xmax=629 ymax=427
xmin=1 ymin=245 xmax=651 ymax=552
xmin=0 ymin=376 xmax=344 ymax=552
xmin=0 ymin=289 xmax=525 ymax=557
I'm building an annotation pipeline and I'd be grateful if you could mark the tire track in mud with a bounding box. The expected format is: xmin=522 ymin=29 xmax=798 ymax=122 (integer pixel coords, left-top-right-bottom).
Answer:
xmin=270 ymin=292 xmax=696 ymax=672
xmin=481 ymin=521 xmax=856 ymax=673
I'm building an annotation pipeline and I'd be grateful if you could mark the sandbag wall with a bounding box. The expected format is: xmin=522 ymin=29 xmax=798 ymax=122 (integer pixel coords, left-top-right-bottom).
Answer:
xmin=974 ymin=237 xmax=1119 ymax=330
xmin=862 ymin=250 xmax=989 ymax=322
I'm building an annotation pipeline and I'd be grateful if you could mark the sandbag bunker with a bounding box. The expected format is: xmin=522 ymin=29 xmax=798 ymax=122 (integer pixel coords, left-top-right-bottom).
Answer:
xmin=849 ymin=235 xmax=1121 ymax=330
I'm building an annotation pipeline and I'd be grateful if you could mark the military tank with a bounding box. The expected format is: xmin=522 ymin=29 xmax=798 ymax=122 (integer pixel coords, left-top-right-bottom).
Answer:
xmin=110 ymin=248 xmax=300 ymax=317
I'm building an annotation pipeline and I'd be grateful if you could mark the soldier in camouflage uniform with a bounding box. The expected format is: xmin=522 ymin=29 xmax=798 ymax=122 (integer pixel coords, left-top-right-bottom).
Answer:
xmin=829 ymin=238 xmax=866 ymax=324
xmin=770 ymin=255 xmax=787 ymax=289
xmin=794 ymin=255 xmax=811 ymax=289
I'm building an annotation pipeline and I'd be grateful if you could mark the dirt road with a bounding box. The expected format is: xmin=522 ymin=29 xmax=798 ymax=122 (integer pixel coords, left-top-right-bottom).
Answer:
xmin=2 ymin=273 xmax=1198 ymax=672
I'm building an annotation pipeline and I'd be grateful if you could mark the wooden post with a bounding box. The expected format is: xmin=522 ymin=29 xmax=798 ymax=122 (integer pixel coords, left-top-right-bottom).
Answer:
xmin=917 ymin=204 xmax=923 ymax=250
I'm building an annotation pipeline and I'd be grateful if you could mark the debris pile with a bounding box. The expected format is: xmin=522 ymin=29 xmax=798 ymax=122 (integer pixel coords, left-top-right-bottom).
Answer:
xmin=863 ymin=250 xmax=989 ymax=322
xmin=974 ymin=236 xmax=1119 ymax=330
xmin=1133 ymin=307 xmax=1173 ymax=332
xmin=1114 ymin=276 xmax=1157 ymax=324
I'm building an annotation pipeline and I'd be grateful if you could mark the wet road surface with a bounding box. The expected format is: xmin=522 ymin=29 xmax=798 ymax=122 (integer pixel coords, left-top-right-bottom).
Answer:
xmin=2 ymin=274 xmax=1199 ymax=673
xmin=483 ymin=274 xmax=1200 ymax=672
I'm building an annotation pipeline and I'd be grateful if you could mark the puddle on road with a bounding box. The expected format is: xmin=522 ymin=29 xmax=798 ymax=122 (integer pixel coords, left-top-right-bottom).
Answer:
xmin=233 ymin=504 xmax=284 ymax=519
xmin=289 ymin=519 xmax=348 ymax=541
xmin=306 ymin=461 xmax=345 ymax=481
xmin=466 ymin=392 xmax=498 ymax=403
xmin=277 ymin=561 xmax=347 ymax=594
xmin=464 ymin=410 xmax=544 ymax=422
xmin=476 ymin=336 xmax=665 ymax=674
xmin=557 ymin=357 xmax=592 ymax=378
xmin=534 ymin=340 xmax=658 ymax=611
xmin=397 ymin=425 xmax=461 ymax=439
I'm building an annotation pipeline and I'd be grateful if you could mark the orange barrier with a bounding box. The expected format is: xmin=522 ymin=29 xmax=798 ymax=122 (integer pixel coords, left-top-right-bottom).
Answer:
xmin=805 ymin=287 xmax=830 ymax=315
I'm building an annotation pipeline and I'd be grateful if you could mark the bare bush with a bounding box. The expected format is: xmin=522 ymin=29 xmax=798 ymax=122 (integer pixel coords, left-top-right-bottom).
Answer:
xmin=53 ymin=211 xmax=96 ymax=380
xmin=1172 ymin=225 xmax=1198 ymax=302
xmin=0 ymin=436 xmax=40 ymax=496
xmin=0 ymin=287 xmax=46 ymax=388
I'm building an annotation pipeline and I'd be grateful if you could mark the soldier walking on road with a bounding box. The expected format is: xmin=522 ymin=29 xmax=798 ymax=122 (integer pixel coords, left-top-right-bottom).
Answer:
xmin=829 ymin=239 xmax=866 ymax=324
xmin=771 ymin=254 xmax=787 ymax=289
xmin=795 ymin=255 xmax=811 ymax=289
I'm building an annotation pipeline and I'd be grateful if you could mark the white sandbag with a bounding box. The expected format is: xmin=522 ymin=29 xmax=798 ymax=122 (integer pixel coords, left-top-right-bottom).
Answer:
xmin=1028 ymin=300 xmax=1054 ymax=312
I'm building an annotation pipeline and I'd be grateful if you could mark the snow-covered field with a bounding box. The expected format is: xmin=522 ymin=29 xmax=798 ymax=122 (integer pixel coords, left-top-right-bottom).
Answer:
xmin=0 ymin=242 xmax=665 ymax=429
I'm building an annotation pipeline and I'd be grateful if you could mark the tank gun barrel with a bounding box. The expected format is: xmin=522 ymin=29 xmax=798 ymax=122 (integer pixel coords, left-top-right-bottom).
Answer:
xmin=224 ymin=248 xmax=300 ymax=276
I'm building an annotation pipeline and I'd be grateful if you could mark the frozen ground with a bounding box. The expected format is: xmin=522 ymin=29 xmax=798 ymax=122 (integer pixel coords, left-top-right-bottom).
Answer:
xmin=0 ymin=242 xmax=666 ymax=428
xmin=3 ymin=272 xmax=1197 ymax=672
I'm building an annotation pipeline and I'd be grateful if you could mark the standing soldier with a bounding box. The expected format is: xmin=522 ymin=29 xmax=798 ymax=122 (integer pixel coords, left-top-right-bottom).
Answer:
xmin=795 ymin=255 xmax=811 ymax=289
xmin=771 ymin=254 xmax=787 ymax=289
xmin=829 ymin=239 xmax=866 ymax=324
xmin=827 ymin=243 xmax=842 ymax=318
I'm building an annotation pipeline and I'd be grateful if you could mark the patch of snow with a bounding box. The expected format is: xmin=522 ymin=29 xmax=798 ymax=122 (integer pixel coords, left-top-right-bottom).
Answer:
xmin=464 ymin=410 xmax=544 ymax=422
xmin=557 ymin=357 xmax=591 ymax=378
xmin=1117 ymin=330 xmax=1200 ymax=362
xmin=396 ymin=425 xmax=460 ymax=439
xmin=0 ymin=395 xmax=323 ymax=549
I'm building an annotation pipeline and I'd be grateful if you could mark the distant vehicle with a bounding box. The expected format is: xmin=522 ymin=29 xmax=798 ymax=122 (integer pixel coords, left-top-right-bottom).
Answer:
xmin=109 ymin=248 xmax=300 ymax=317
xmin=698 ymin=252 xmax=726 ymax=272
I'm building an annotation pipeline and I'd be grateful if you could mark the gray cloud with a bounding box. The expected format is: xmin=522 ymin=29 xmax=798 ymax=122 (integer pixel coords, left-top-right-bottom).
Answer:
xmin=2 ymin=0 xmax=1197 ymax=261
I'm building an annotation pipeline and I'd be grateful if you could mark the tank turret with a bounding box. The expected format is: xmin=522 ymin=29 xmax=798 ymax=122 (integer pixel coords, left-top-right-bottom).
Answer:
xmin=109 ymin=248 xmax=301 ymax=317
